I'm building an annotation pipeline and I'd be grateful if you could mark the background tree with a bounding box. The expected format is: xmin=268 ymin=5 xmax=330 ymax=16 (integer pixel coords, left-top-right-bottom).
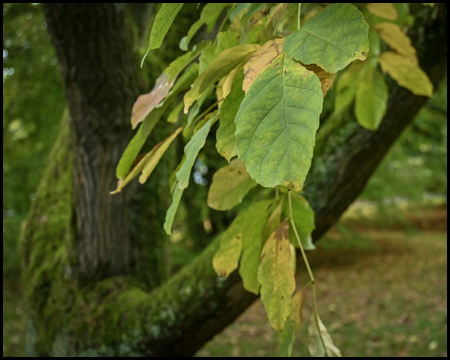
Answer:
xmin=11 ymin=3 xmax=447 ymax=356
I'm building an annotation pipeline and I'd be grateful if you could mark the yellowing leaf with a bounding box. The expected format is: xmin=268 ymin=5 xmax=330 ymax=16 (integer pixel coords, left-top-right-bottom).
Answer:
xmin=373 ymin=22 xmax=418 ymax=64
xmin=213 ymin=232 xmax=242 ymax=278
xmin=308 ymin=312 xmax=342 ymax=357
xmin=207 ymin=158 xmax=257 ymax=211
xmin=355 ymin=66 xmax=388 ymax=131
xmin=184 ymin=44 xmax=260 ymax=113
xmin=139 ymin=127 xmax=183 ymax=184
xmin=213 ymin=200 xmax=272 ymax=283
xmin=367 ymin=3 xmax=398 ymax=20
xmin=111 ymin=127 xmax=183 ymax=194
xmin=258 ymin=221 xmax=296 ymax=331
xmin=242 ymin=38 xmax=284 ymax=93
xmin=222 ymin=65 xmax=241 ymax=99
xmin=379 ymin=51 xmax=433 ymax=97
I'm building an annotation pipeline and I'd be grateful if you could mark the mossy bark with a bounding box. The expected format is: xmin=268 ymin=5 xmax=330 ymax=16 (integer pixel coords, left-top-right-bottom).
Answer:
xmin=19 ymin=3 xmax=446 ymax=357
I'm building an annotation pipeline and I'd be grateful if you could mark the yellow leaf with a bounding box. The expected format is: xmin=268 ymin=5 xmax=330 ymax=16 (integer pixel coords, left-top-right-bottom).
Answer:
xmin=213 ymin=232 xmax=243 ymax=278
xmin=222 ymin=65 xmax=241 ymax=99
xmin=110 ymin=127 xmax=183 ymax=194
xmin=243 ymin=38 xmax=284 ymax=93
xmin=379 ymin=51 xmax=433 ymax=97
xmin=374 ymin=22 xmax=418 ymax=65
xmin=258 ymin=221 xmax=296 ymax=331
xmin=366 ymin=3 xmax=398 ymax=20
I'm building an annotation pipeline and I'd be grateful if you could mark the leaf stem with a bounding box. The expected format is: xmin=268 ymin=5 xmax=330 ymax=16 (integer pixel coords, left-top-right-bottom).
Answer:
xmin=297 ymin=3 xmax=302 ymax=30
xmin=288 ymin=190 xmax=328 ymax=356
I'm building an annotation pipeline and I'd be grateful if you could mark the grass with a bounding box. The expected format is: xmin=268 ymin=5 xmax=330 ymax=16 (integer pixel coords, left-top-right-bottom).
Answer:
xmin=3 ymin=206 xmax=447 ymax=357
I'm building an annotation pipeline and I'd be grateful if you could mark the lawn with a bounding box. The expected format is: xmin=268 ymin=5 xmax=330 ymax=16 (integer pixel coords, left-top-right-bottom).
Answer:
xmin=3 ymin=206 xmax=447 ymax=357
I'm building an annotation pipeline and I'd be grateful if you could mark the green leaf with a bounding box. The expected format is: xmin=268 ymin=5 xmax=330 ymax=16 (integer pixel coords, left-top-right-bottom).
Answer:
xmin=355 ymin=66 xmax=388 ymax=131
xmin=207 ymin=158 xmax=257 ymax=211
xmin=282 ymin=192 xmax=316 ymax=250
xmin=167 ymin=102 xmax=184 ymax=123
xmin=258 ymin=221 xmax=296 ymax=331
xmin=261 ymin=197 xmax=283 ymax=243
xmin=265 ymin=3 xmax=287 ymax=37
xmin=176 ymin=113 xmax=219 ymax=190
xmin=379 ymin=51 xmax=433 ymax=97
xmin=216 ymin=70 xmax=245 ymax=162
xmin=169 ymin=155 xmax=185 ymax=193
xmin=235 ymin=53 xmax=323 ymax=191
xmin=111 ymin=127 xmax=183 ymax=194
xmin=163 ymin=183 xmax=183 ymax=235
xmin=180 ymin=3 xmax=231 ymax=51
xmin=141 ymin=3 xmax=184 ymax=67
xmin=213 ymin=200 xmax=272 ymax=281
xmin=283 ymin=3 xmax=369 ymax=73
xmin=279 ymin=289 xmax=307 ymax=357
xmin=308 ymin=312 xmax=342 ymax=357
xmin=215 ymin=30 xmax=240 ymax=56
xmin=183 ymin=44 xmax=260 ymax=113
xmin=373 ymin=23 xmax=418 ymax=64
xmin=334 ymin=61 xmax=366 ymax=113
xmin=239 ymin=200 xmax=274 ymax=294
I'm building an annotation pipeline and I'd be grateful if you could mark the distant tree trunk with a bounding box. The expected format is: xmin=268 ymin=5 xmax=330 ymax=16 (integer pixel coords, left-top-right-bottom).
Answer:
xmin=20 ymin=3 xmax=446 ymax=357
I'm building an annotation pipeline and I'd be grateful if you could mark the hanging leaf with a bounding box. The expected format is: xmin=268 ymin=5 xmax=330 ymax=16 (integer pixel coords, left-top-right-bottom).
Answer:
xmin=373 ymin=23 xmax=418 ymax=64
xmin=213 ymin=200 xmax=272 ymax=284
xmin=222 ymin=65 xmax=241 ymax=99
xmin=139 ymin=127 xmax=183 ymax=184
xmin=216 ymin=70 xmax=245 ymax=162
xmin=236 ymin=201 xmax=273 ymax=294
xmin=132 ymin=42 xmax=209 ymax=129
xmin=169 ymin=155 xmax=185 ymax=193
xmin=279 ymin=289 xmax=307 ymax=357
xmin=366 ymin=3 xmax=398 ymax=20
xmin=176 ymin=113 xmax=219 ymax=190
xmin=283 ymin=3 xmax=369 ymax=73
xmin=117 ymin=64 xmax=199 ymax=179
xmin=212 ymin=232 xmax=242 ymax=278
xmin=379 ymin=51 xmax=433 ymax=97
xmin=235 ymin=53 xmax=323 ymax=191
xmin=355 ymin=66 xmax=388 ymax=131
xmin=111 ymin=127 xmax=183 ymax=194
xmin=207 ymin=158 xmax=257 ymax=211
xmin=167 ymin=102 xmax=184 ymax=123
xmin=180 ymin=3 xmax=231 ymax=51
xmin=163 ymin=183 xmax=183 ymax=235
xmin=141 ymin=3 xmax=184 ymax=67
xmin=282 ymin=192 xmax=316 ymax=250
xmin=242 ymin=38 xmax=284 ymax=93
xmin=334 ymin=61 xmax=366 ymax=113
xmin=308 ymin=312 xmax=342 ymax=357
xmin=184 ymin=44 xmax=260 ymax=113
xmin=258 ymin=221 xmax=296 ymax=331
xmin=261 ymin=197 xmax=283 ymax=243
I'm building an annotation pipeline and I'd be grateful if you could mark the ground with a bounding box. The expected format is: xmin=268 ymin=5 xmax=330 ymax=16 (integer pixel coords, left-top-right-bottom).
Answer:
xmin=3 ymin=205 xmax=447 ymax=357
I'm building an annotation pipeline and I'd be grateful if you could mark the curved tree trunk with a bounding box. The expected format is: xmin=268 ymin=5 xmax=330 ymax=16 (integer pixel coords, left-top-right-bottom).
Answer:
xmin=20 ymin=3 xmax=447 ymax=357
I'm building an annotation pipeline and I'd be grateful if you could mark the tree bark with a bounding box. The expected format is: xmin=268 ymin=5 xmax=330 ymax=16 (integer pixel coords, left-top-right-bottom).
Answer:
xmin=20 ymin=3 xmax=446 ymax=357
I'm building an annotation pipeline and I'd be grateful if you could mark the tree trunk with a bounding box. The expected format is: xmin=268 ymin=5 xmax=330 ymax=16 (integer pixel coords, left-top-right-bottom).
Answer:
xmin=20 ymin=3 xmax=447 ymax=357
